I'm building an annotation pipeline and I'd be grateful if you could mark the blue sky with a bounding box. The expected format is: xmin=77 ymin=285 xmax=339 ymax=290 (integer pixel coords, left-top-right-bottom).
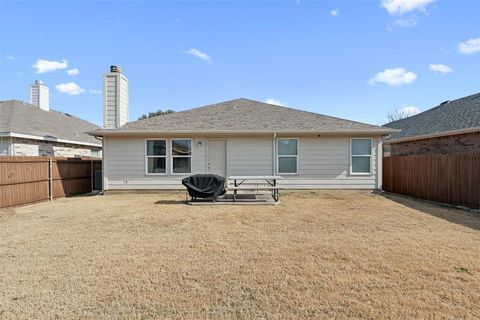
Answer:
xmin=1 ymin=0 xmax=479 ymax=126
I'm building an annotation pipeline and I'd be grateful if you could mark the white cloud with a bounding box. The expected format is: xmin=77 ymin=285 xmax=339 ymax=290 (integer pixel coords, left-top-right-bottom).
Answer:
xmin=265 ymin=98 xmax=287 ymax=106
xmin=89 ymin=88 xmax=102 ymax=94
xmin=5 ymin=54 xmax=15 ymax=60
xmin=55 ymin=82 xmax=85 ymax=95
xmin=399 ymin=106 xmax=420 ymax=116
xmin=392 ymin=18 xmax=417 ymax=28
xmin=381 ymin=0 xmax=436 ymax=15
xmin=330 ymin=10 xmax=339 ymax=17
xmin=429 ymin=64 xmax=453 ymax=74
xmin=33 ymin=59 xmax=68 ymax=74
xmin=185 ymin=48 xmax=212 ymax=64
xmin=368 ymin=67 xmax=417 ymax=86
xmin=458 ymin=38 xmax=480 ymax=55
xmin=66 ymin=68 xmax=79 ymax=75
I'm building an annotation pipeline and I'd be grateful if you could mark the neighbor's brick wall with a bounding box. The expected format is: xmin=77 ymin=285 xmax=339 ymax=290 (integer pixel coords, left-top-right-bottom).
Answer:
xmin=388 ymin=131 xmax=480 ymax=156
xmin=10 ymin=137 xmax=101 ymax=158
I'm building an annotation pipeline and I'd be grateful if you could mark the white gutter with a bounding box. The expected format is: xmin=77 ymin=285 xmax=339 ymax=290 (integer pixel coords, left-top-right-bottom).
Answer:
xmin=88 ymin=129 xmax=400 ymax=137
xmin=272 ymin=132 xmax=277 ymax=175
xmin=385 ymin=127 xmax=480 ymax=144
xmin=0 ymin=131 xmax=102 ymax=147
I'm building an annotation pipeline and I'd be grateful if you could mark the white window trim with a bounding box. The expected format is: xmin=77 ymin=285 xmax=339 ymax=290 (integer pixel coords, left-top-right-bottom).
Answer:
xmin=276 ymin=138 xmax=299 ymax=175
xmin=145 ymin=138 xmax=167 ymax=176
xmin=170 ymin=138 xmax=193 ymax=175
xmin=349 ymin=138 xmax=373 ymax=176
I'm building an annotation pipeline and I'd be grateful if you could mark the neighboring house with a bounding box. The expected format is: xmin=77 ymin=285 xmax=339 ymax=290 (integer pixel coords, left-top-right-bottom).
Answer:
xmin=384 ymin=93 xmax=480 ymax=156
xmin=0 ymin=81 xmax=102 ymax=157
xmin=89 ymin=66 xmax=397 ymax=191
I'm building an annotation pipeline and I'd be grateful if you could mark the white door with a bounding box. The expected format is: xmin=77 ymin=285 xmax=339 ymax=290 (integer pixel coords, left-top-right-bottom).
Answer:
xmin=207 ymin=140 xmax=226 ymax=176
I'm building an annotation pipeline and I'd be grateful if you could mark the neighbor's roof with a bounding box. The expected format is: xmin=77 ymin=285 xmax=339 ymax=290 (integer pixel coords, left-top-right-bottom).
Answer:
xmin=384 ymin=93 xmax=480 ymax=142
xmin=89 ymin=98 xmax=397 ymax=136
xmin=0 ymin=100 xmax=101 ymax=147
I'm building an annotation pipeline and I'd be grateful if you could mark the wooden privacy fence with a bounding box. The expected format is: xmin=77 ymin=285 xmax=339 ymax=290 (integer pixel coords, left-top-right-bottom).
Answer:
xmin=383 ymin=153 xmax=480 ymax=209
xmin=0 ymin=157 xmax=102 ymax=208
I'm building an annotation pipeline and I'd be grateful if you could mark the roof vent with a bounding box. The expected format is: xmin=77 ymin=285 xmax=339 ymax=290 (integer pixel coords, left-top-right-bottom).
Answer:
xmin=110 ymin=65 xmax=121 ymax=73
xmin=440 ymin=100 xmax=450 ymax=105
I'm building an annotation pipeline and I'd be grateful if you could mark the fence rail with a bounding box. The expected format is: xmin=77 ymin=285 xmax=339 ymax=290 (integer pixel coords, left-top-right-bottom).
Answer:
xmin=383 ymin=153 xmax=480 ymax=209
xmin=0 ymin=157 xmax=101 ymax=208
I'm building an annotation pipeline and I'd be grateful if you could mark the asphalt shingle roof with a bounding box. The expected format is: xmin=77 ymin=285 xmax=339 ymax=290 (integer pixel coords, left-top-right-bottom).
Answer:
xmin=0 ymin=100 xmax=101 ymax=146
xmin=90 ymin=98 xmax=396 ymax=135
xmin=384 ymin=93 xmax=480 ymax=141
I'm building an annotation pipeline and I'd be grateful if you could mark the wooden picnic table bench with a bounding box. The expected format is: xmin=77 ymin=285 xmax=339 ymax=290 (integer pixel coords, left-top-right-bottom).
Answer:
xmin=227 ymin=176 xmax=283 ymax=202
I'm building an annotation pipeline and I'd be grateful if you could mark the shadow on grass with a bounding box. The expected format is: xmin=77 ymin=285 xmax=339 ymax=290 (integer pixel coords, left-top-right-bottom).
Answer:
xmin=381 ymin=193 xmax=480 ymax=232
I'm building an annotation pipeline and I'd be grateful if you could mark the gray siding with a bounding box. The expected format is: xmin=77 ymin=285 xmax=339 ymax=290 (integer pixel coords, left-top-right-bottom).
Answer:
xmin=104 ymin=76 xmax=117 ymax=128
xmin=281 ymin=136 xmax=378 ymax=189
xmin=119 ymin=77 xmax=128 ymax=126
xmin=104 ymin=136 xmax=206 ymax=190
xmin=227 ymin=137 xmax=273 ymax=176
xmin=103 ymin=135 xmax=381 ymax=190
xmin=103 ymin=73 xmax=128 ymax=129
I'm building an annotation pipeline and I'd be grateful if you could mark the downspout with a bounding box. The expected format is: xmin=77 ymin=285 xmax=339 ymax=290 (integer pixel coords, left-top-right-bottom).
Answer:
xmin=94 ymin=135 xmax=105 ymax=194
xmin=273 ymin=132 xmax=277 ymax=175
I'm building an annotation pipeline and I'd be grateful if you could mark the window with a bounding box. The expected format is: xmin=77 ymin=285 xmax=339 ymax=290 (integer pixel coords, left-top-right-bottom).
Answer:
xmin=171 ymin=139 xmax=192 ymax=174
xmin=277 ymin=138 xmax=298 ymax=174
xmin=146 ymin=139 xmax=166 ymax=174
xmin=351 ymin=138 xmax=372 ymax=174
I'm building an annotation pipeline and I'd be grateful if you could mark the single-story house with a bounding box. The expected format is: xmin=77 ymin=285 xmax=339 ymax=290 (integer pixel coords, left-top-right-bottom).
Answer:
xmin=89 ymin=67 xmax=398 ymax=191
xmin=0 ymin=81 xmax=102 ymax=157
xmin=0 ymin=100 xmax=102 ymax=157
xmin=383 ymin=93 xmax=480 ymax=156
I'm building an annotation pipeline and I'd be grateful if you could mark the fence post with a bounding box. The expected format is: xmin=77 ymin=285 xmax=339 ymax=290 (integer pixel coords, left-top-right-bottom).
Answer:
xmin=49 ymin=158 xmax=53 ymax=201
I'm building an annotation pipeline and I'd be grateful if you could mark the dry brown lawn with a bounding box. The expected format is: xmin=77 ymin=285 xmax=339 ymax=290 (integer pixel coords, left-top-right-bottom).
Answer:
xmin=0 ymin=191 xmax=479 ymax=319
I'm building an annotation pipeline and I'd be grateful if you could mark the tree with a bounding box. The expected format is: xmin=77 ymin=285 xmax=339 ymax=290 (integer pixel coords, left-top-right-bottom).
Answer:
xmin=138 ymin=109 xmax=175 ymax=120
xmin=386 ymin=110 xmax=410 ymax=122
xmin=385 ymin=106 xmax=420 ymax=123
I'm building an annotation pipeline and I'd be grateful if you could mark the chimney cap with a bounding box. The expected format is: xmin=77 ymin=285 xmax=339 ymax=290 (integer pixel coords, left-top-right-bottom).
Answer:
xmin=110 ymin=65 xmax=122 ymax=73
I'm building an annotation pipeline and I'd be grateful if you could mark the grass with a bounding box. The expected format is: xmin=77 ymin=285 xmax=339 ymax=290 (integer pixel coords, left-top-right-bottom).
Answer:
xmin=0 ymin=191 xmax=479 ymax=319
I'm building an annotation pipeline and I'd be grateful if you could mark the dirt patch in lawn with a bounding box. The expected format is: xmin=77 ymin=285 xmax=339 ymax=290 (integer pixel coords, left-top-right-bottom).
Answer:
xmin=1 ymin=191 xmax=479 ymax=319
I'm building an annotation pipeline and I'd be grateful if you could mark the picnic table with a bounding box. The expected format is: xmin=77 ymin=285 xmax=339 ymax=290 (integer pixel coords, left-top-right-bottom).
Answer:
xmin=227 ymin=175 xmax=283 ymax=202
